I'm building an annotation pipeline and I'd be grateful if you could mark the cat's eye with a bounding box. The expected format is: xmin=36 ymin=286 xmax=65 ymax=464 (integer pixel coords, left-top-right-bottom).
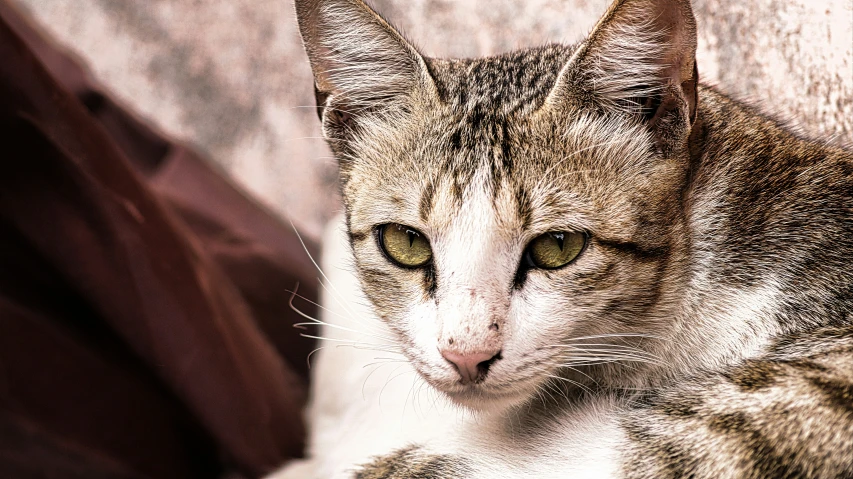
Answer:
xmin=527 ymin=232 xmax=586 ymax=269
xmin=378 ymin=223 xmax=432 ymax=268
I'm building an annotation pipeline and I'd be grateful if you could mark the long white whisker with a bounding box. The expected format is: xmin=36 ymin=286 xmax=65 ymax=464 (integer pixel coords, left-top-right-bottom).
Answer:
xmin=558 ymin=333 xmax=666 ymax=342
xmin=289 ymin=221 xmax=361 ymax=322
xmin=559 ymin=364 xmax=601 ymax=385
xmin=287 ymin=283 xmax=328 ymax=326
xmin=559 ymin=347 xmax=661 ymax=360
xmin=362 ymin=361 xmax=397 ymax=400
xmin=314 ymin=280 xmax=388 ymax=337
xmin=550 ymin=343 xmax=660 ymax=352
xmin=299 ymin=334 xmax=403 ymax=355
xmin=378 ymin=366 xmax=412 ymax=408
xmin=285 ymin=287 xmax=359 ymax=323
xmin=305 ymin=345 xmax=327 ymax=369
xmin=561 ymin=352 xmax=659 ymax=363
xmin=348 ymin=344 xmax=404 ymax=353
xmin=559 ymin=355 xmax=659 ymax=366
xmin=532 ymin=367 xmax=594 ymax=395
xmin=294 ymin=319 xmax=397 ymax=342
xmin=401 ymin=376 xmax=419 ymax=425
xmin=361 ymin=358 xmax=410 ymax=369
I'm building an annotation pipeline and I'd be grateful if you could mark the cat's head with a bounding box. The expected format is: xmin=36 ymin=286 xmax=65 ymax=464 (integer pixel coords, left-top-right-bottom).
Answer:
xmin=296 ymin=0 xmax=699 ymax=411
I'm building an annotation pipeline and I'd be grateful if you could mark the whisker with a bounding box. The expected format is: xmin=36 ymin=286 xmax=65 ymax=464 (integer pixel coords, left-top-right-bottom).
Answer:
xmin=299 ymin=333 xmax=377 ymax=344
xmin=293 ymin=319 xmax=397 ymax=343
xmin=555 ymin=333 xmax=666 ymax=342
xmin=283 ymin=136 xmax=327 ymax=143
xmin=287 ymin=283 xmax=328 ymax=328
xmin=559 ymin=356 xmax=658 ymax=367
xmin=361 ymin=358 xmax=410 ymax=369
xmin=362 ymin=361 xmax=398 ymax=400
xmin=289 ymin=222 xmax=361 ymax=323
xmin=315 ymin=280 xmax=388 ymax=336
xmin=401 ymin=376 xmax=419 ymax=424
xmin=549 ymin=343 xmax=660 ymax=352
xmin=560 ymin=364 xmax=601 ymax=386
xmin=559 ymin=347 xmax=661 ymax=360
xmin=298 ymin=334 xmax=403 ymax=355
xmin=305 ymin=345 xmax=327 ymax=369
xmin=561 ymin=353 xmax=660 ymax=364
xmin=543 ymin=379 xmax=573 ymax=403
xmin=532 ymin=367 xmax=594 ymax=395
xmin=285 ymin=287 xmax=356 ymax=323
xmin=348 ymin=344 xmax=404 ymax=353
xmin=379 ymin=366 xmax=413 ymax=408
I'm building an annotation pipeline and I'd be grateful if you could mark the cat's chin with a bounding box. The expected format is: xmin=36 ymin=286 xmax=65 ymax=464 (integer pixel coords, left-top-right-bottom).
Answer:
xmin=440 ymin=384 xmax=532 ymax=413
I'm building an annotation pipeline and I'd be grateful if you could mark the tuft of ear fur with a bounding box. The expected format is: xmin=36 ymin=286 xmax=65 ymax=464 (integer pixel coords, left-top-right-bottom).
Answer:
xmin=294 ymin=0 xmax=436 ymax=144
xmin=547 ymin=0 xmax=698 ymax=154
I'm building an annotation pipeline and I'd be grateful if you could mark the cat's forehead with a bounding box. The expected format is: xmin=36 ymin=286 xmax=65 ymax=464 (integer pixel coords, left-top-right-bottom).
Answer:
xmin=426 ymin=44 xmax=577 ymax=116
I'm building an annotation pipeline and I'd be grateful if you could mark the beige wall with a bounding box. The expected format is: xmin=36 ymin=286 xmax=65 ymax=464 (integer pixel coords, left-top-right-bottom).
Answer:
xmin=12 ymin=0 xmax=853 ymax=239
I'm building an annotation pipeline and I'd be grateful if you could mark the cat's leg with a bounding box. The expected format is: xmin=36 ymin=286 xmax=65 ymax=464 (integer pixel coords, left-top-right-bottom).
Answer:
xmin=352 ymin=446 xmax=476 ymax=479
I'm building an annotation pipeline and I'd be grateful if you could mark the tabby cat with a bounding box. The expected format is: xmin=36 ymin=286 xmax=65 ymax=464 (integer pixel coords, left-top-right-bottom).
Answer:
xmin=291 ymin=0 xmax=853 ymax=476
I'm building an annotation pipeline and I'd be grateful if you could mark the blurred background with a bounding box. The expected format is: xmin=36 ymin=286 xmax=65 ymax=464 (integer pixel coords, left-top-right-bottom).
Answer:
xmin=10 ymin=0 xmax=853 ymax=241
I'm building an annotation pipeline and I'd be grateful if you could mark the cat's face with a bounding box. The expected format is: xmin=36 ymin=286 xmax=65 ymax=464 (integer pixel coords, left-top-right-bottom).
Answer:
xmin=343 ymin=94 xmax=690 ymax=409
xmin=296 ymin=0 xmax=698 ymax=410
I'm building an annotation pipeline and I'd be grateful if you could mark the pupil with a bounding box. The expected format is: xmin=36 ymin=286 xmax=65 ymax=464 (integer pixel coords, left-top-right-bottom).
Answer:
xmin=553 ymin=233 xmax=565 ymax=251
xmin=407 ymin=229 xmax=416 ymax=247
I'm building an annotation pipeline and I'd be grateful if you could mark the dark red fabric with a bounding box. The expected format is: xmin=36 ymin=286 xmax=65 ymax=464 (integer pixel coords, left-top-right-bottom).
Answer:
xmin=0 ymin=3 xmax=319 ymax=478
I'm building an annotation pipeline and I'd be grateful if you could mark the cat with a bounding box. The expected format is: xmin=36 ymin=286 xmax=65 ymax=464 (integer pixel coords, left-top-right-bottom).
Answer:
xmin=288 ymin=0 xmax=853 ymax=477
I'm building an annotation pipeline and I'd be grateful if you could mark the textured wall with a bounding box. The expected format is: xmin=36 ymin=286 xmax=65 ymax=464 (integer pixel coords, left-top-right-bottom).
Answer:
xmin=11 ymin=0 xmax=853 ymax=238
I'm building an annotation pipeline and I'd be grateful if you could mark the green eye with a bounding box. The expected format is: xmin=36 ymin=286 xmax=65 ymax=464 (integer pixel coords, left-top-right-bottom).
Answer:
xmin=527 ymin=232 xmax=586 ymax=269
xmin=378 ymin=223 xmax=432 ymax=268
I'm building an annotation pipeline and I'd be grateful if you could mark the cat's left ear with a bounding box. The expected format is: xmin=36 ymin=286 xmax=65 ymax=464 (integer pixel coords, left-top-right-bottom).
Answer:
xmin=294 ymin=0 xmax=437 ymax=139
xmin=547 ymin=0 xmax=698 ymax=154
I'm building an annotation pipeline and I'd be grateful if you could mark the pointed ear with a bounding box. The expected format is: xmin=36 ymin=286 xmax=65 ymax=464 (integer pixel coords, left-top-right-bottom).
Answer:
xmin=295 ymin=0 xmax=435 ymax=140
xmin=549 ymin=0 xmax=698 ymax=154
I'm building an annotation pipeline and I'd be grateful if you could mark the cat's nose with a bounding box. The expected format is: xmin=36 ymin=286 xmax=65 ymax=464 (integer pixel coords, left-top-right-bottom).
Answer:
xmin=441 ymin=349 xmax=501 ymax=385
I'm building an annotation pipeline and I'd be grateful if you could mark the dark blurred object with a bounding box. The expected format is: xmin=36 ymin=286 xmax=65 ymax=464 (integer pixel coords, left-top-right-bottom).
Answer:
xmin=0 ymin=2 xmax=319 ymax=478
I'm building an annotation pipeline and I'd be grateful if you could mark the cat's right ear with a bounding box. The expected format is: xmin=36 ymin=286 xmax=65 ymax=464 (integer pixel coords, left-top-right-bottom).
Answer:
xmin=295 ymin=0 xmax=436 ymax=140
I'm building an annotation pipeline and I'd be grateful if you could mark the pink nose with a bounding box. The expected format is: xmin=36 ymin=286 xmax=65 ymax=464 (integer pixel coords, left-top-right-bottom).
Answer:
xmin=441 ymin=349 xmax=501 ymax=384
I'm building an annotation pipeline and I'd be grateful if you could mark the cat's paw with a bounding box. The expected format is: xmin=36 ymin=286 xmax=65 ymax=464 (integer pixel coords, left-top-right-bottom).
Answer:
xmin=353 ymin=446 xmax=472 ymax=479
